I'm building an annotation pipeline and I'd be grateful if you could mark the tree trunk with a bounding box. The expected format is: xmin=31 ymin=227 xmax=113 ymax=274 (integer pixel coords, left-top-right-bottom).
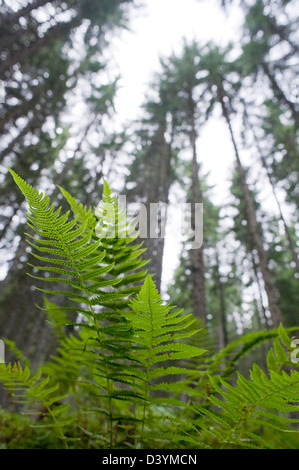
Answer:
xmin=126 ymin=119 xmax=174 ymax=293
xmin=250 ymin=250 xmax=270 ymax=330
xmin=245 ymin=111 xmax=299 ymax=275
xmin=215 ymin=249 xmax=228 ymax=350
xmin=144 ymin=123 xmax=173 ymax=292
xmin=217 ymin=83 xmax=283 ymax=327
xmin=188 ymin=90 xmax=206 ymax=324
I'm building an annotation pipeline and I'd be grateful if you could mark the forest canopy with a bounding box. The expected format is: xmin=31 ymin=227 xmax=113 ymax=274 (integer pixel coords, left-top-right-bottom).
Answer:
xmin=0 ymin=0 xmax=298 ymax=451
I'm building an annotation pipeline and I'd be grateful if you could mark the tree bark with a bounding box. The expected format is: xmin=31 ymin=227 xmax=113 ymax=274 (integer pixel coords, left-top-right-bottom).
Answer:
xmin=217 ymin=82 xmax=283 ymax=327
xmin=126 ymin=118 xmax=173 ymax=293
xmin=250 ymin=250 xmax=270 ymax=330
xmin=144 ymin=123 xmax=173 ymax=292
xmin=215 ymin=249 xmax=228 ymax=350
xmin=188 ymin=90 xmax=206 ymax=324
xmin=244 ymin=110 xmax=299 ymax=275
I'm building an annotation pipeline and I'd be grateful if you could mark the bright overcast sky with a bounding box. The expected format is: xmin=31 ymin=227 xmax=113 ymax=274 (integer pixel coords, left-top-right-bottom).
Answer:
xmin=112 ymin=0 xmax=243 ymax=119
xmin=109 ymin=0 xmax=244 ymax=198
xmin=106 ymin=0 xmax=245 ymax=289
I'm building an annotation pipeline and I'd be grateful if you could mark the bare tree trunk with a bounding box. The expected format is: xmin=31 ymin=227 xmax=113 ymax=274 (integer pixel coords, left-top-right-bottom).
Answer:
xmin=144 ymin=124 xmax=173 ymax=292
xmin=215 ymin=249 xmax=228 ymax=350
xmin=126 ymin=119 xmax=174 ymax=293
xmin=218 ymin=84 xmax=283 ymax=327
xmin=188 ymin=90 xmax=206 ymax=324
xmin=250 ymin=250 xmax=270 ymax=330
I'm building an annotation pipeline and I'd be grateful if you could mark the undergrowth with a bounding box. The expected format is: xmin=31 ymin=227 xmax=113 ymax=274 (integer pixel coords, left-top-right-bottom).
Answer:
xmin=0 ymin=170 xmax=298 ymax=449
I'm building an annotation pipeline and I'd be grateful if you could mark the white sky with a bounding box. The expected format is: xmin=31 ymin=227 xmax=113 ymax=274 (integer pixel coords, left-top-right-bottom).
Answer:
xmin=112 ymin=0 xmax=243 ymax=120
xmin=109 ymin=0 xmax=246 ymax=209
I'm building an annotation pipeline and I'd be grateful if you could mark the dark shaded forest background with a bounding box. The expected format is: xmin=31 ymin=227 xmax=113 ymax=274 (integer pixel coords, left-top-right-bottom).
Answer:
xmin=0 ymin=0 xmax=298 ymax=377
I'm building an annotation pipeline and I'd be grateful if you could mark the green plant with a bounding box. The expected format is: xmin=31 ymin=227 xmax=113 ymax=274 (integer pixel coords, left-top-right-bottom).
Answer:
xmin=193 ymin=324 xmax=299 ymax=449
xmin=0 ymin=170 xmax=298 ymax=449
xmin=0 ymin=171 xmax=206 ymax=448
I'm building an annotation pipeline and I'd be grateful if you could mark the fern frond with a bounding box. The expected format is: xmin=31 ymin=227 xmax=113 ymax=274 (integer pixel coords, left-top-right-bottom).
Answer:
xmin=122 ymin=275 xmax=207 ymax=446
xmin=211 ymin=324 xmax=299 ymax=379
xmin=194 ymin=358 xmax=299 ymax=448
xmin=0 ymin=362 xmax=72 ymax=447
xmin=8 ymin=170 xmax=152 ymax=447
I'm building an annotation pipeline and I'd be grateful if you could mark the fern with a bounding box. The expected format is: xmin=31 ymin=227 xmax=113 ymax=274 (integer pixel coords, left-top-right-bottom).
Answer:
xmin=8 ymin=170 xmax=147 ymax=309
xmin=4 ymin=171 xmax=207 ymax=448
xmin=2 ymin=170 xmax=299 ymax=449
xmin=123 ymin=275 xmax=207 ymax=447
xmin=5 ymin=170 xmax=148 ymax=447
xmin=193 ymin=324 xmax=299 ymax=449
xmin=0 ymin=362 xmax=72 ymax=447
xmin=211 ymin=324 xmax=299 ymax=378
